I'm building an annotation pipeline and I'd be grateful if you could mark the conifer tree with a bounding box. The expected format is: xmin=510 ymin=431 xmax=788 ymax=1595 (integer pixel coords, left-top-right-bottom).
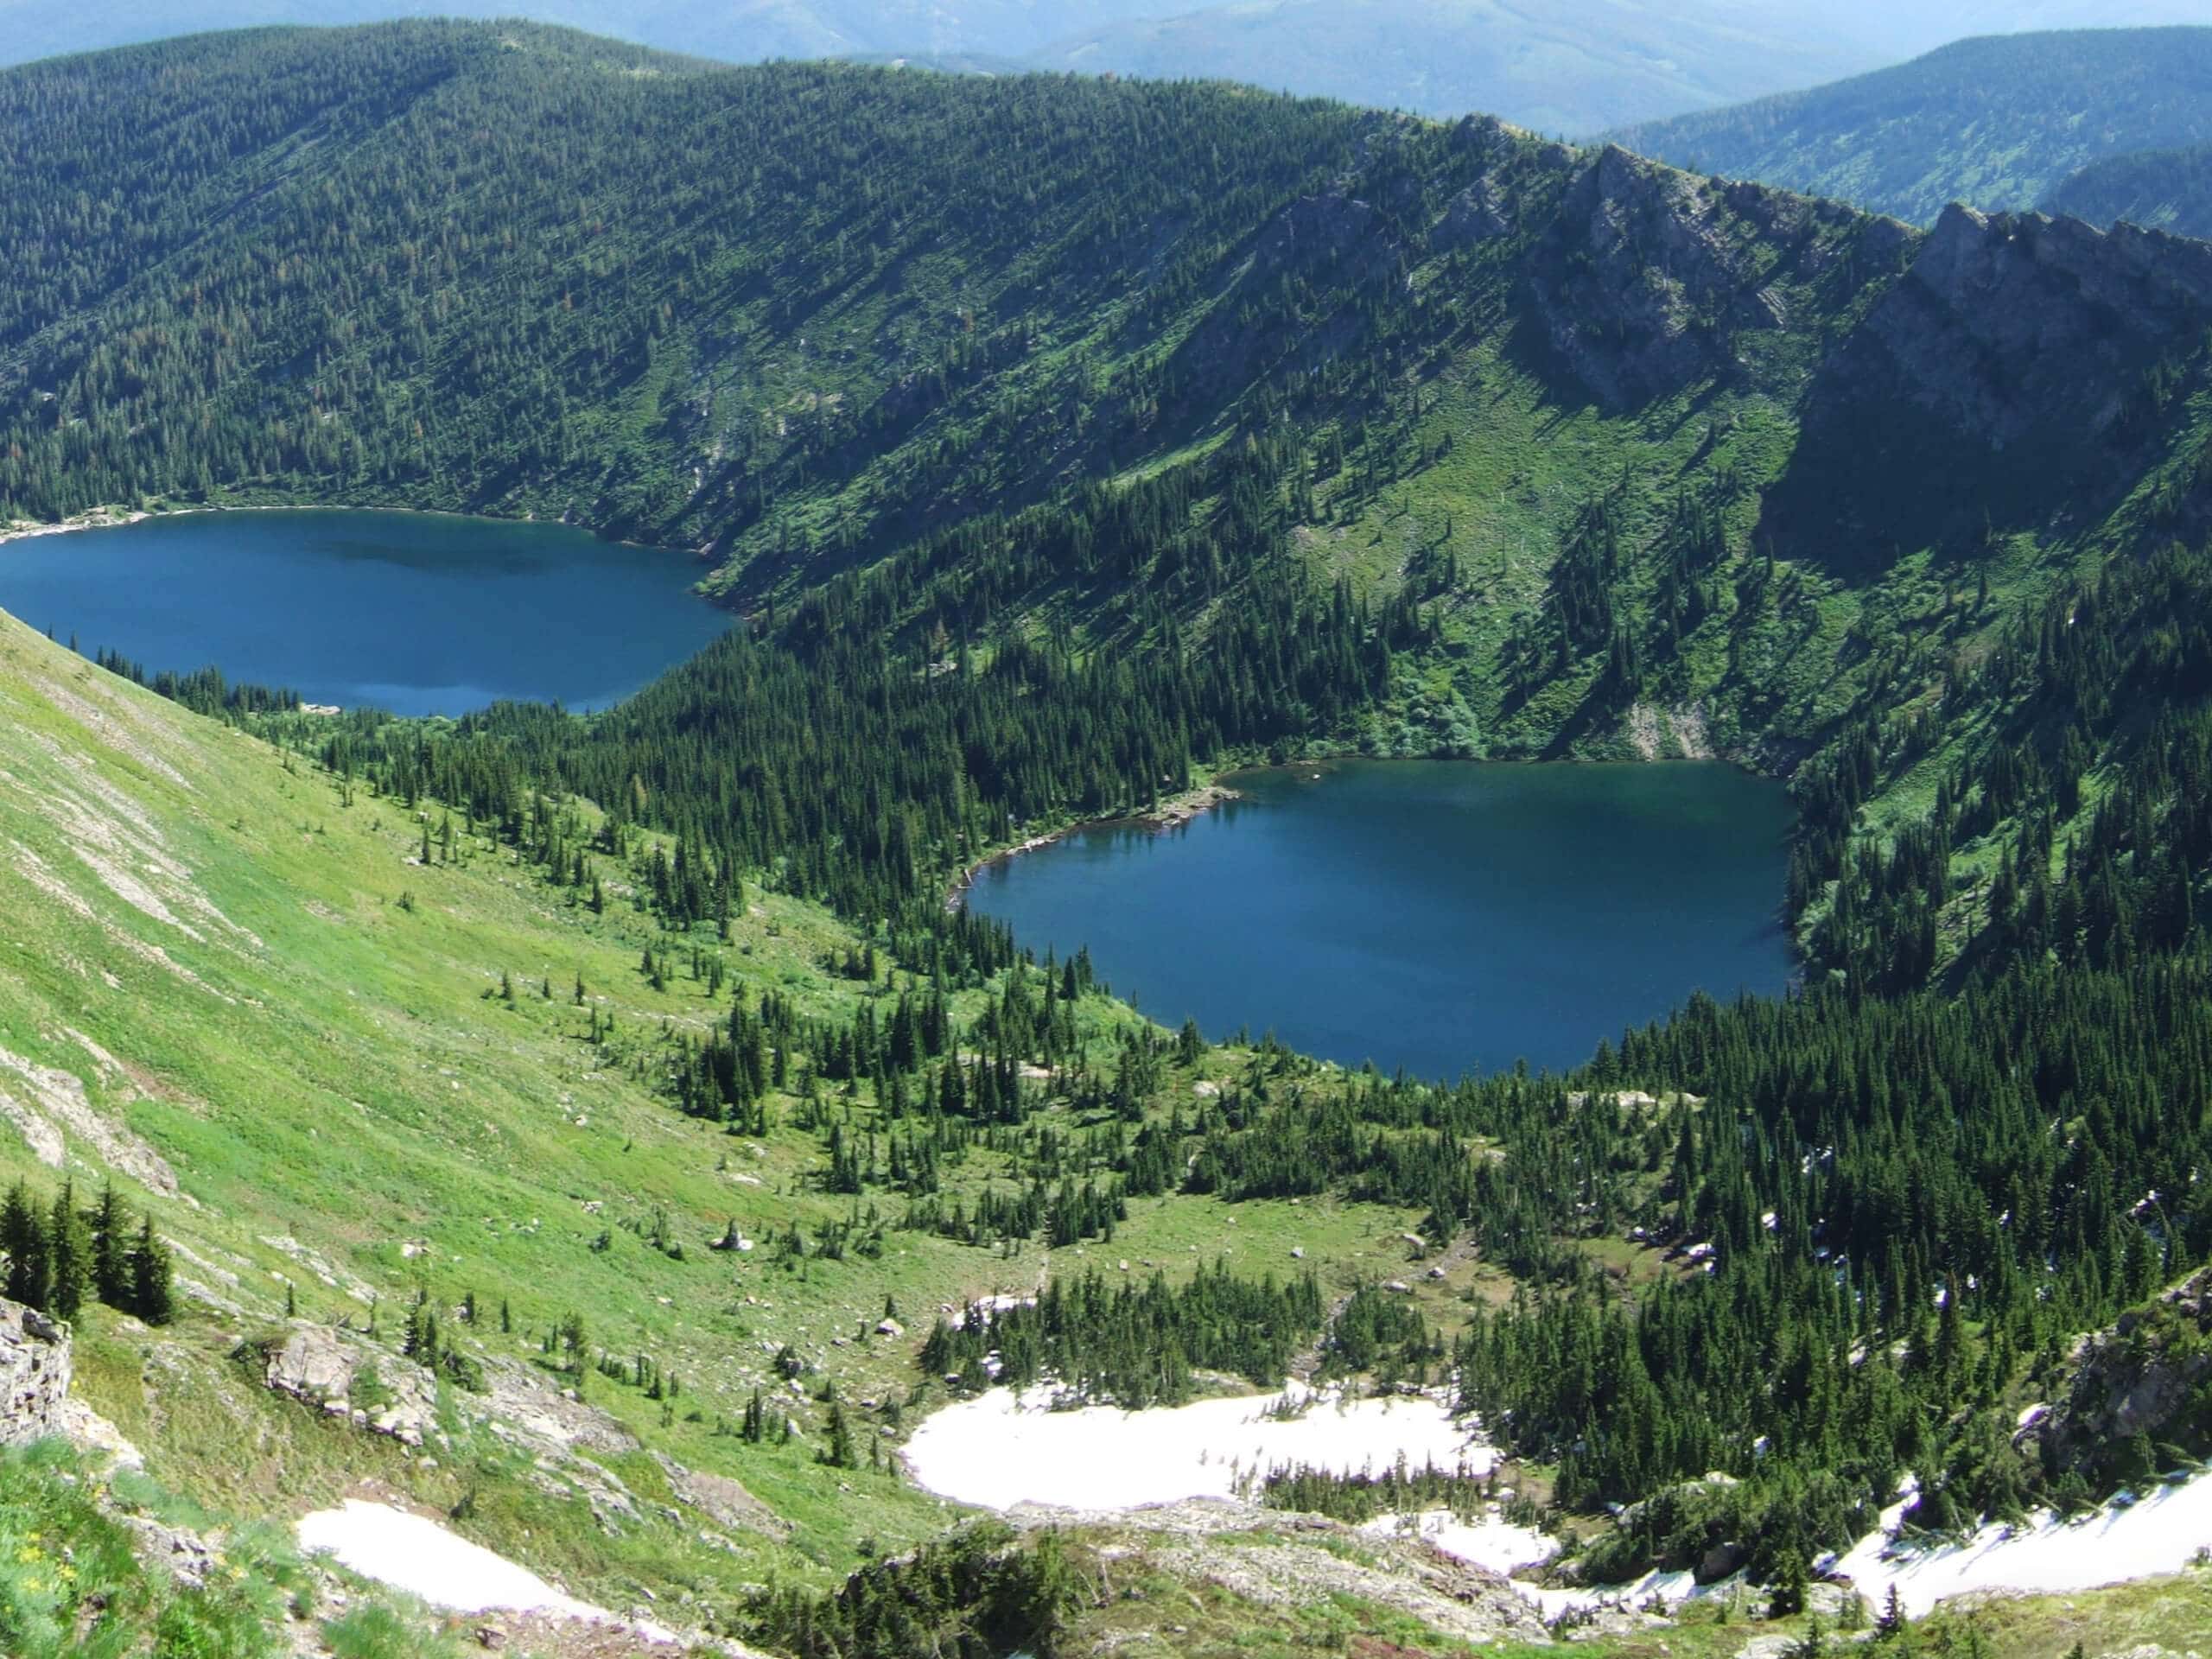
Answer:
xmin=130 ymin=1216 xmax=175 ymax=1325
xmin=1 ymin=1180 xmax=50 ymax=1311
xmin=47 ymin=1181 xmax=90 ymax=1321
xmin=91 ymin=1183 xmax=131 ymax=1307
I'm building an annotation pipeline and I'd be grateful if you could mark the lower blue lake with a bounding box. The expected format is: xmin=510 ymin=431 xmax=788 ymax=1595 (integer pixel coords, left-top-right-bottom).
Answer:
xmin=0 ymin=509 xmax=730 ymax=715
xmin=963 ymin=759 xmax=1796 ymax=1080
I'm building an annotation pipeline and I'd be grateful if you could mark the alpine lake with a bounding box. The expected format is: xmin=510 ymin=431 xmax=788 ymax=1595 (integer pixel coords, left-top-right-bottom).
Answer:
xmin=1 ymin=508 xmax=1793 ymax=1080
xmin=0 ymin=508 xmax=730 ymax=715
xmin=963 ymin=759 xmax=1796 ymax=1081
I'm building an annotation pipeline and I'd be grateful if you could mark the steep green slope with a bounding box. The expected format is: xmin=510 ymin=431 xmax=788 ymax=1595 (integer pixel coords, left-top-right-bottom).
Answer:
xmin=0 ymin=604 xmax=1526 ymax=1649
xmin=1611 ymin=27 xmax=2212 ymax=226
xmin=0 ymin=23 xmax=1375 ymax=549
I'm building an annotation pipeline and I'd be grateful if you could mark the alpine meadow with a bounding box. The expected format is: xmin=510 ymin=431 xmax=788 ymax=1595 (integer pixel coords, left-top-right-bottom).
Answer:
xmin=3 ymin=16 xmax=2212 ymax=1659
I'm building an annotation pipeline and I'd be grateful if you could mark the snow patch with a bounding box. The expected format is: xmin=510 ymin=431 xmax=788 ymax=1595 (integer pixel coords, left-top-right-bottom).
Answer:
xmin=904 ymin=1382 xmax=1494 ymax=1511
xmin=298 ymin=1500 xmax=676 ymax=1640
xmin=1827 ymin=1465 xmax=2212 ymax=1618
xmin=1361 ymin=1508 xmax=1560 ymax=1575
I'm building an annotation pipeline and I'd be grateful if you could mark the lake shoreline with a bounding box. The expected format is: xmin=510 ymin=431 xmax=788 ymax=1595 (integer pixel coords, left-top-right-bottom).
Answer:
xmin=945 ymin=781 xmax=1243 ymax=914
xmin=0 ymin=499 xmax=710 ymax=562
xmin=0 ymin=506 xmax=154 ymax=545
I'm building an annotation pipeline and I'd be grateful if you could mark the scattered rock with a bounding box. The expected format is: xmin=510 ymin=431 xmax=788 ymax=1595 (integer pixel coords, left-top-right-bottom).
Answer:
xmin=121 ymin=1514 xmax=220 ymax=1590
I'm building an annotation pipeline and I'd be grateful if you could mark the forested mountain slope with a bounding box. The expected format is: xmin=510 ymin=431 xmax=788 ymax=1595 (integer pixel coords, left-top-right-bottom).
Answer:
xmin=16 ymin=22 xmax=2212 ymax=1649
xmin=2046 ymin=142 xmax=2212 ymax=240
xmin=1611 ymin=28 xmax=2212 ymax=226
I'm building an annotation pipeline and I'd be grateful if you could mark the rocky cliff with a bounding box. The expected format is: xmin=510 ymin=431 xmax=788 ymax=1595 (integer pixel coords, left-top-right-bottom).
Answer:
xmin=1528 ymin=145 xmax=1908 ymax=412
xmin=2033 ymin=1268 xmax=2212 ymax=1484
xmin=1770 ymin=203 xmax=2212 ymax=564
xmin=0 ymin=1295 xmax=70 ymax=1446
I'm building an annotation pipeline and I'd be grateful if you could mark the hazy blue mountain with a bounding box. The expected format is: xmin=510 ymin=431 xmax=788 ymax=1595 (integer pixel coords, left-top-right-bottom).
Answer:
xmin=1612 ymin=28 xmax=2212 ymax=226
xmin=1018 ymin=0 xmax=1891 ymax=134
xmin=0 ymin=1 xmax=1181 ymax=67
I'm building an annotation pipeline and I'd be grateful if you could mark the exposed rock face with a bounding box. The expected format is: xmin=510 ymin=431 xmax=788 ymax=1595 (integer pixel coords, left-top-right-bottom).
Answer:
xmin=1003 ymin=1497 xmax=1548 ymax=1646
xmin=653 ymin=1452 xmax=792 ymax=1540
xmin=121 ymin=1514 xmax=220 ymax=1589
xmin=2032 ymin=1268 xmax=2212 ymax=1479
xmin=259 ymin=1321 xmax=438 ymax=1447
xmin=1772 ymin=204 xmax=2212 ymax=562
xmin=0 ymin=1296 xmax=71 ymax=1445
xmin=1529 ymin=145 xmax=1903 ymax=412
xmin=1848 ymin=206 xmax=2212 ymax=451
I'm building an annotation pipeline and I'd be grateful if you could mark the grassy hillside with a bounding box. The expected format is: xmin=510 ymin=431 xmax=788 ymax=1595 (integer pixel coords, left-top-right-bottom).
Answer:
xmin=0 ymin=601 xmax=1504 ymax=1646
xmin=1611 ymin=27 xmax=2212 ymax=226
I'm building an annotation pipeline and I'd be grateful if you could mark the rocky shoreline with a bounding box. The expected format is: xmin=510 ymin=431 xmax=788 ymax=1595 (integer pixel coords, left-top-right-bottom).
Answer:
xmin=944 ymin=781 xmax=1242 ymax=912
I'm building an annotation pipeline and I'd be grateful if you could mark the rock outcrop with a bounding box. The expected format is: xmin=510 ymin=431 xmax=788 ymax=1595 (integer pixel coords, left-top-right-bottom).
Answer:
xmin=2031 ymin=1268 xmax=2212 ymax=1481
xmin=1847 ymin=206 xmax=2212 ymax=453
xmin=1770 ymin=203 xmax=2212 ymax=563
xmin=1046 ymin=1496 xmax=1550 ymax=1647
xmin=258 ymin=1321 xmax=439 ymax=1447
xmin=1529 ymin=145 xmax=1906 ymax=412
xmin=0 ymin=1296 xmax=71 ymax=1446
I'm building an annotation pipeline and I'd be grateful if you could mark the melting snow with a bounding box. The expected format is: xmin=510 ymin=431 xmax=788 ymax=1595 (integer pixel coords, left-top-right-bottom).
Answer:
xmin=904 ymin=1382 xmax=1494 ymax=1510
xmin=1827 ymin=1467 xmax=2212 ymax=1618
xmin=298 ymin=1500 xmax=676 ymax=1640
xmin=1361 ymin=1509 xmax=1560 ymax=1575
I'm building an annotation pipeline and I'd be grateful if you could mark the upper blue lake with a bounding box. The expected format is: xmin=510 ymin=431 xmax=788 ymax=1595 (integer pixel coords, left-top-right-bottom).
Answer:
xmin=0 ymin=509 xmax=729 ymax=715
xmin=963 ymin=759 xmax=1796 ymax=1081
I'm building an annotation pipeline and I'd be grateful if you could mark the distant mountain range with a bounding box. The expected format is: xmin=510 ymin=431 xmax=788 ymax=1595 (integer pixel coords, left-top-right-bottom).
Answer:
xmin=1016 ymin=2 xmax=2212 ymax=135
xmin=1613 ymin=27 xmax=2212 ymax=229
xmin=4 ymin=1 xmax=2208 ymax=133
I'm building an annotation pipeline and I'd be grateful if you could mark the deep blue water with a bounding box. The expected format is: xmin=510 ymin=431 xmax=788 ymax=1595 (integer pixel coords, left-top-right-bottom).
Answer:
xmin=0 ymin=509 xmax=729 ymax=715
xmin=963 ymin=759 xmax=1796 ymax=1080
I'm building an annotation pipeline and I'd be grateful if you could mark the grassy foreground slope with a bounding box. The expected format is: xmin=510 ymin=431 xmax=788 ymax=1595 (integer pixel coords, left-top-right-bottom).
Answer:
xmin=0 ymin=604 xmax=1446 ymax=1630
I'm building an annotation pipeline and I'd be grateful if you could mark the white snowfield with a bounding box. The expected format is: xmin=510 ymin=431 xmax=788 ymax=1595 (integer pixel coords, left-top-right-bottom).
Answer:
xmin=297 ymin=1500 xmax=677 ymax=1641
xmin=1828 ymin=1467 xmax=2212 ymax=1618
xmin=902 ymin=1382 xmax=1495 ymax=1510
